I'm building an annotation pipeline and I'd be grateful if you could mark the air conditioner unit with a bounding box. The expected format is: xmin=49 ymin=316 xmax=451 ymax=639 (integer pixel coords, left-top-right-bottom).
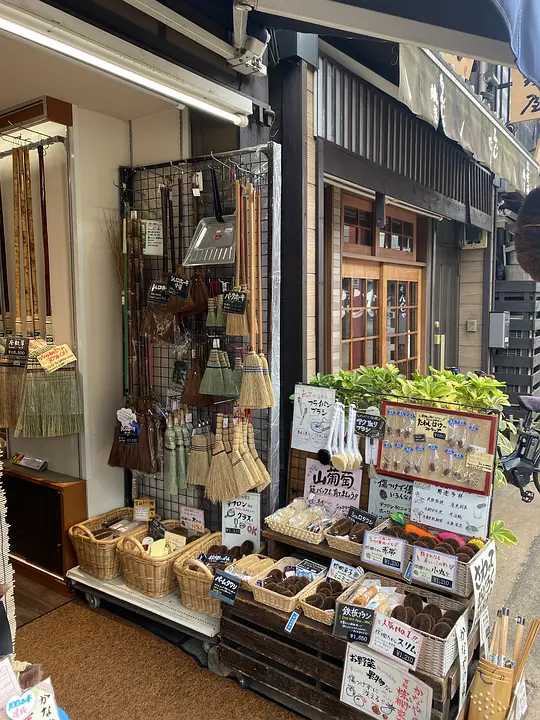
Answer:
xmin=460 ymin=225 xmax=489 ymax=250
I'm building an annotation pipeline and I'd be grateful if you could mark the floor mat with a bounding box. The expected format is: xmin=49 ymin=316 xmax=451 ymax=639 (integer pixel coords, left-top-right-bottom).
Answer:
xmin=15 ymin=574 xmax=72 ymax=628
xmin=16 ymin=600 xmax=299 ymax=720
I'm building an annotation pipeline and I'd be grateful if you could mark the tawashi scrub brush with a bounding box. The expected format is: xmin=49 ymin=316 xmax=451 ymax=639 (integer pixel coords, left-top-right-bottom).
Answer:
xmin=206 ymin=414 xmax=235 ymax=503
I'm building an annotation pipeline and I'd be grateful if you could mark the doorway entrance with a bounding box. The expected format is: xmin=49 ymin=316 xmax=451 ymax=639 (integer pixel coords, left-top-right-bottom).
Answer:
xmin=431 ymin=220 xmax=460 ymax=367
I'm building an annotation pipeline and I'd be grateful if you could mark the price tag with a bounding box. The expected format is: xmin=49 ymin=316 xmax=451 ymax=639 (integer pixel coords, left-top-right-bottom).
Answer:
xmin=223 ymin=290 xmax=247 ymax=314
xmin=296 ymin=558 xmax=326 ymax=580
xmin=142 ymin=219 xmax=163 ymax=256
xmin=205 ymin=552 xmax=233 ymax=566
xmin=361 ymin=531 xmax=407 ymax=573
xmin=368 ymin=613 xmax=423 ymax=671
xmin=469 ymin=541 xmax=497 ymax=625
xmin=355 ymin=413 xmax=386 ymax=439
xmin=36 ymin=344 xmax=76 ymax=373
xmin=328 ymin=559 xmax=362 ymax=587
xmin=167 ymin=275 xmax=190 ymax=298
xmin=466 ymin=447 xmax=494 ymax=472
xmin=5 ymin=337 xmax=28 ymax=361
xmin=455 ymin=614 xmax=469 ymax=714
xmin=209 ymin=571 xmax=240 ymax=605
xmin=147 ymin=280 xmax=169 ymax=304
xmin=133 ymin=497 xmax=155 ymax=521
xmin=411 ymin=546 xmax=458 ymax=591
xmin=348 ymin=506 xmax=377 ymax=529
xmin=415 ymin=411 xmax=448 ymax=440
xmin=221 ymin=493 xmax=261 ymax=552
xmin=333 ymin=603 xmax=374 ymax=643
xmin=285 ymin=610 xmax=301 ymax=634
xmin=479 ymin=606 xmax=491 ymax=659
xmin=164 ymin=530 xmax=186 ymax=551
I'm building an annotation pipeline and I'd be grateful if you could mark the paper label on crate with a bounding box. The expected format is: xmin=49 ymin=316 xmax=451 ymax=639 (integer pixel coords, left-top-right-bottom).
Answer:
xmin=368 ymin=613 xmax=423 ymax=671
xmin=333 ymin=604 xmax=374 ymax=644
xmin=411 ymin=546 xmax=458 ymax=591
xmin=415 ymin=411 xmax=448 ymax=440
xmin=178 ymin=506 xmax=205 ymax=533
xmin=142 ymin=219 xmax=163 ymax=256
xmin=221 ymin=493 xmax=261 ymax=552
xmin=304 ymin=459 xmax=362 ymax=516
xmin=455 ymin=614 xmax=469 ymax=714
xmin=291 ymin=384 xmax=336 ymax=453
xmin=368 ymin=474 xmax=413 ymax=521
xmin=410 ymin=483 xmax=490 ymax=537
xmin=479 ymin=606 xmax=491 ymax=659
xmin=328 ymin=559 xmax=362 ymax=587
xmin=466 ymin=446 xmax=494 ymax=472
xmin=340 ymin=644 xmax=433 ymax=720
xmin=164 ymin=530 xmax=186 ymax=551
xmin=469 ymin=540 xmax=497 ymax=626
xmin=209 ymin=571 xmax=240 ymax=606
xmin=361 ymin=531 xmax=406 ymax=573
xmin=36 ymin=344 xmax=76 ymax=373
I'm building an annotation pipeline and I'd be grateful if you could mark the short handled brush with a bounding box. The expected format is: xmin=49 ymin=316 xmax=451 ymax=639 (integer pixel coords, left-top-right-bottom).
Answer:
xmin=332 ymin=404 xmax=349 ymax=470
xmin=317 ymin=404 xmax=340 ymax=465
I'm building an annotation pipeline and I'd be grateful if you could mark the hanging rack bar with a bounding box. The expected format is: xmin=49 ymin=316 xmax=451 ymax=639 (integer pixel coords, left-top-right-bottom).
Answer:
xmin=0 ymin=135 xmax=65 ymax=160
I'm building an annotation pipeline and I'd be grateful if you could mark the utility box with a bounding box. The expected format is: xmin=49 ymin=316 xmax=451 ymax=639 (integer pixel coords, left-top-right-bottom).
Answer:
xmin=489 ymin=311 xmax=510 ymax=348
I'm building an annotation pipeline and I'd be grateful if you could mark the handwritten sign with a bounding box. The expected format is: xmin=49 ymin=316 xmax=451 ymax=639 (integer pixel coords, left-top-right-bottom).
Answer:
xmin=510 ymin=68 xmax=540 ymax=123
xmin=410 ymin=482 xmax=490 ymax=537
xmin=304 ymin=459 xmax=362 ymax=516
xmin=348 ymin=507 xmax=377 ymax=529
xmin=178 ymin=505 xmax=205 ymax=534
xmin=368 ymin=474 xmax=413 ymax=520
xmin=133 ymin=497 xmax=155 ymax=521
xmin=362 ymin=531 xmax=406 ymax=573
xmin=328 ymin=559 xmax=363 ymax=587
xmin=466 ymin=447 xmax=494 ymax=473
xmin=455 ymin=614 xmax=469 ymax=714
xmin=340 ymin=644 xmax=432 ymax=720
xmin=415 ymin=411 xmax=448 ymax=440
xmin=142 ymin=219 xmax=163 ymax=255
xmin=221 ymin=493 xmax=261 ymax=552
xmin=0 ymin=658 xmax=22 ymax=712
xmin=369 ymin=613 xmax=423 ymax=671
xmin=291 ymin=384 xmax=336 ymax=453
xmin=209 ymin=571 xmax=240 ymax=605
xmin=411 ymin=546 xmax=458 ymax=591
xmin=6 ymin=692 xmax=34 ymax=720
xmin=355 ymin=414 xmax=386 ymax=439
xmin=37 ymin=344 xmax=76 ymax=373
xmin=333 ymin=604 xmax=374 ymax=643
xmin=6 ymin=678 xmax=60 ymax=720
xmin=469 ymin=540 xmax=497 ymax=626
xmin=479 ymin=606 xmax=491 ymax=659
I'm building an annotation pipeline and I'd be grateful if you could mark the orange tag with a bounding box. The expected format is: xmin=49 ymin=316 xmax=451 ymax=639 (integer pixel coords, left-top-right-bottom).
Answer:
xmin=37 ymin=344 xmax=77 ymax=373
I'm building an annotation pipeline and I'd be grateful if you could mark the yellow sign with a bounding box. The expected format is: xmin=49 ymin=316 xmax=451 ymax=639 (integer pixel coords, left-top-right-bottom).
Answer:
xmin=440 ymin=53 xmax=474 ymax=80
xmin=466 ymin=448 xmax=494 ymax=473
xmin=415 ymin=411 xmax=448 ymax=439
xmin=37 ymin=343 xmax=76 ymax=373
xmin=510 ymin=68 xmax=540 ymax=123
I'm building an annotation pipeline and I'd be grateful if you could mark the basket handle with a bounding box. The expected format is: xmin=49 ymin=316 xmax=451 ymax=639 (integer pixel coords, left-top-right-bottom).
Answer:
xmin=185 ymin=559 xmax=214 ymax=579
xmin=120 ymin=535 xmax=146 ymax=556
xmin=69 ymin=524 xmax=94 ymax=539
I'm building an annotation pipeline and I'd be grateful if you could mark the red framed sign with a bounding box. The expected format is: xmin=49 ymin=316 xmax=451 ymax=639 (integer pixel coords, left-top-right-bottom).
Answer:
xmin=375 ymin=401 xmax=498 ymax=496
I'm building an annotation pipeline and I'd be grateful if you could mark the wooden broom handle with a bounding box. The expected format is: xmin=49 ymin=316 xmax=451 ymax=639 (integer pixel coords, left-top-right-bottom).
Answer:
xmin=12 ymin=151 xmax=21 ymax=327
xmin=255 ymin=188 xmax=263 ymax=355
xmin=234 ymin=180 xmax=241 ymax=286
xmin=248 ymin=184 xmax=257 ymax=350
xmin=0 ymin=185 xmax=9 ymax=315
xmin=37 ymin=147 xmax=52 ymax=318
xmin=23 ymin=149 xmax=39 ymax=332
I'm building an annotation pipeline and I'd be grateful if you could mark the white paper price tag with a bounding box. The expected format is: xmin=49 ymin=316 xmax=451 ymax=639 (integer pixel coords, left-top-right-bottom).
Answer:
xmin=455 ymin=614 xmax=469 ymax=714
xmin=411 ymin=546 xmax=458 ymax=592
xmin=328 ymin=559 xmax=362 ymax=587
xmin=479 ymin=606 xmax=491 ymax=659
xmin=469 ymin=541 xmax=497 ymax=626
xmin=178 ymin=505 xmax=205 ymax=533
xmin=361 ymin=531 xmax=407 ymax=573
xmin=368 ymin=613 xmax=423 ymax=671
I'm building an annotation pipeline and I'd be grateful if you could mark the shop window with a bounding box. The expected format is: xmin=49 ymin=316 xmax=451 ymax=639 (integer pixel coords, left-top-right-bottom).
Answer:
xmin=379 ymin=216 xmax=414 ymax=254
xmin=342 ymin=194 xmax=373 ymax=255
xmin=341 ymin=277 xmax=380 ymax=369
xmin=386 ymin=280 xmax=419 ymax=375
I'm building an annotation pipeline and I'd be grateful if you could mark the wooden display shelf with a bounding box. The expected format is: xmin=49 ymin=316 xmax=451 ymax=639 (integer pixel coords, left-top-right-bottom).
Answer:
xmin=263 ymin=528 xmax=363 ymax=567
xmin=218 ymin=592 xmax=478 ymax=720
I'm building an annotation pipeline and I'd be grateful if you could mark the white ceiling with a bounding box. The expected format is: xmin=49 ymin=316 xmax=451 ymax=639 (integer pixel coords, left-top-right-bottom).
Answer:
xmin=0 ymin=32 xmax=172 ymax=120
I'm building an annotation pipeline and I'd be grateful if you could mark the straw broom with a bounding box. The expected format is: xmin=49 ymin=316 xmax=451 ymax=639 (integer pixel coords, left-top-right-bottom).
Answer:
xmin=226 ymin=180 xmax=249 ymax=336
xmin=254 ymin=187 xmax=275 ymax=407
xmin=220 ymin=350 xmax=238 ymax=397
xmin=199 ymin=345 xmax=225 ymax=396
xmin=174 ymin=411 xmax=187 ymax=491
xmin=247 ymin=420 xmax=271 ymax=490
xmin=230 ymin=420 xmax=256 ymax=496
xmin=205 ymin=414 xmax=236 ymax=502
xmin=239 ymin=417 xmax=263 ymax=490
xmin=187 ymin=427 xmax=210 ymax=486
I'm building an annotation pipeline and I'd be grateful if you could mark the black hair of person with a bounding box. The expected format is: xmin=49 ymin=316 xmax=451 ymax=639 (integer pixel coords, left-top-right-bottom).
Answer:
xmin=516 ymin=187 xmax=540 ymax=280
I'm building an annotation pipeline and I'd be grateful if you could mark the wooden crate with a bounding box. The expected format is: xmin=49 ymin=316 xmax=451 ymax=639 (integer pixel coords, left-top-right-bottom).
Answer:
xmin=218 ymin=592 xmax=477 ymax=720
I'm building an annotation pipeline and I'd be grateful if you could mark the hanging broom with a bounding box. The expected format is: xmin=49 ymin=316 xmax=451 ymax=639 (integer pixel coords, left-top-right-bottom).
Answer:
xmin=174 ymin=410 xmax=187 ymax=491
xmin=220 ymin=350 xmax=238 ymax=397
xmin=199 ymin=343 xmax=226 ymax=396
xmin=229 ymin=420 xmax=256 ymax=497
xmin=163 ymin=412 xmax=178 ymax=495
xmin=215 ymin=293 xmax=225 ymax=328
xmin=239 ymin=417 xmax=263 ymax=490
xmin=254 ymin=187 xmax=275 ymax=407
xmin=247 ymin=419 xmax=271 ymax=490
xmin=187 ymin=426 xmax=210 ymax=486
xmin=182 ymin=347 xmax=215 ymax=407
xmin=206 ymin=297 xmax=218 ymax=328
xmin=226 ymin=180 xmax=249 ymax=336
xmin=205 ymin=414 xmax=235 ymax=502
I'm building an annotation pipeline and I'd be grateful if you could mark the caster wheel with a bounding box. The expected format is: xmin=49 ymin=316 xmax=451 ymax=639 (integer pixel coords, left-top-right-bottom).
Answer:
xmin=85 ymin=592 xmax=101 ymax=609
xmin=239 ymin=677 xmax=249 ymax=690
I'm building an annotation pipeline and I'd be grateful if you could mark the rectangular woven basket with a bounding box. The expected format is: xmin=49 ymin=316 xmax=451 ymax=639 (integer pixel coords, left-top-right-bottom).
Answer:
xmin=225 ymin=554 xmax=275 ymax=592
xmin=265 ymin=515 xmax=325 ymax=545
xmin=323 ymin=526 xmax=364 ymax=556
xmin=249 ymin=556 xmax=321 ymax=614
xmin=69 ymin=507 xmax=141 ymax=581
xmin=117 ymin=521 xmax=209 ymax=598
xmin=173 ymin=532 xmax=223 ymax=617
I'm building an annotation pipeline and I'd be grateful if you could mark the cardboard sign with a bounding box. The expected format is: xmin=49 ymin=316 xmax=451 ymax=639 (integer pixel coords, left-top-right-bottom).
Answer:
xmin=328 ymin=559 xmax=363 ymax=587
xmin=411 ymin=546 xmax=458 ymax=591
xmin=209 ymin=571 xmax=240 ymax=606
xmin=355 ymin=414 xmax=386 ymax=439
xmin=333 ymin=604 xmax=374 ymax=643
xmin=304 ymin=459 xmax=362 ymax=516
xmin=348 ymin=507 xmax=377 ymax=529
xmin=142 ymin=219 xmax=163 ymax=255
xmin=455 ymin=614 xmax=469 ymax=714
xmin=368 ymin=613 xmax=423 ymax=671
xmin=510 ymin=68 xmax=540 ymax=123
xmin=36 ymin=344 xmax=76 ymax=373
xmin=178 ymin=505 xmax=205 ymax=533
xmin=410 ymin=482 xmax=490 ymax=537
xmin=469 ymin=541 xmax=497 ymax=626
xmin=221 ymin=493 xmax=261 ymax=552
xmin=362 ymin=531 xmax=406 ymax=573
xmin=368 ymin=474 xmax=413 ymax=521
xmin=291 ymin=384 xmax=336 ymax=453
xmin=415 ymin=411 xmax=448 ymax=440
xmin=340 ymin=644 xmax=432 ymax=720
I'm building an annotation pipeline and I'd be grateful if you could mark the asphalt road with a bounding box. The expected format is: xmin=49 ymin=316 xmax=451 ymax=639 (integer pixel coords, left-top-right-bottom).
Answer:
xmin=490 ymin=484 xmax=540 ymax=717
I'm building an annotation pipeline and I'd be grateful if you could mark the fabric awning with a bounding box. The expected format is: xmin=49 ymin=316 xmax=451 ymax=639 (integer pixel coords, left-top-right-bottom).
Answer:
xmin=399 ymin=45 xmax=539 ymax=194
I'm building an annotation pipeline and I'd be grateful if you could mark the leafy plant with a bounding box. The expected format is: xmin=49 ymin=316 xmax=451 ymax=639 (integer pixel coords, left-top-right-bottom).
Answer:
xmin=490 ymin=519 xmax=518 ymax=546
xmin=310 ymin=364 xmax=402 ymax=408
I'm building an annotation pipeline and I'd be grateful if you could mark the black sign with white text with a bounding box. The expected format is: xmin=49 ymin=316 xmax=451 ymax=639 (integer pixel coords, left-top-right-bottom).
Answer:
xmin=209 ymin=571 xmax=240 ymax=605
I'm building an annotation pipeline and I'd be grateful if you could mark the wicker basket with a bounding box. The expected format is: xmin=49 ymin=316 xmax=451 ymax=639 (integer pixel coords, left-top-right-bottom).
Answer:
xmin=299 ymin=578 xmax=337 ymax=626
xmin=225 ymin=554 xmax=274 ymax=591
xmin=324 ymin=526 xmax=363 ymax=556
xmin=344 ymin=573 xmax=470 ymax=677
xmin=173 ymin=532 xmax=223 ymax=617
xmin=373 ymin=518 xmax=493 ymax=598
xmin=249 ymin=556 xmax=321 ymax=613
xmin=265 ymin=516 xmax=325 ymax=545
xmin=69 ymin=507 xmax=144 ymax=580
xmin=118 ymin=521 xmax=209 ymax=598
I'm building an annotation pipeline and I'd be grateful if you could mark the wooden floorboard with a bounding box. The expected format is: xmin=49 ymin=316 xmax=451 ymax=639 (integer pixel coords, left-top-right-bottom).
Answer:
xmin=15 ymin=573 xmax=72 ymax=628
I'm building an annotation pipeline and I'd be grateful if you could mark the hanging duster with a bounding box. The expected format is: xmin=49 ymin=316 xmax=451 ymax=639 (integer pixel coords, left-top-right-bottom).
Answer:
xmin=205 ymin=414 xmax=235 ymax=502
xmin=174 ymin=411 xmax=187 ymax=491
xmin=199 ymin=344 xmax=226 ymax=396
xmin=215 ymin=293 xmax=225 ymax=328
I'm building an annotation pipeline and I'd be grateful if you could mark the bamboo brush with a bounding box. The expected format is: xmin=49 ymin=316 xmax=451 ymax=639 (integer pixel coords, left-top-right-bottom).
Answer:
xmin=163 ymin=412 xmax=178 ymax=495
xmin=332 ymin=405 xmax=349 ymax=470
xmin=239 ymin=417 xmax=262 ymax=490
xmin=174 ymin=411 xmax=187 ymax=491
xmin=206 ymin=414 xmax=235 ymax=502
xmin=489 ymin=609 xmax=502 ymax=665
xmin=230 ymin=420 xmax=255 ymax=496
xmin=513 ymin=618 xmax=540 ymax=691
xmin=512 ymin=617 xmax=525 ymax=669
xmin=247 ymin=420 xmax=271 ymax=491
xmin=226 ymin=180 xmax=249 ymax=336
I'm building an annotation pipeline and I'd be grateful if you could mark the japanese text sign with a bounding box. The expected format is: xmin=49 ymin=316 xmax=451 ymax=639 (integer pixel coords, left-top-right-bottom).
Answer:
xmin=328 ymin=559 xmax=363 ymax=588
xmin=340 ymin=644 xmax=433 ymax=720
xmin=221 ymin=493 xmax=261 ymax=552
xmin=410 ymin=482 xmax=490 ymax=537
xmin=334 ymin=604 xmax=374 ymax=644
xmin=291 ymin=384 xmax=336 ymax=453
xmin=415 ymin=411 xmax=448 ymax=440
xmin=411 ymin=547 xmax=458 ymax=592
xmin=304 ymin=459 xmax=362 ymax=516
xmin=355 ymin=414 xmax=386 ymax=439
xmin=510 ymin=68 xmax=540 ymax=123
xmin=455 ymin=614 xmax=469 ymax=714
xmin=142 ymin=219 xmax=163 ymax=255
xmin=348 ymin=507 xmax=377 ymax=529
xmin=6 ymin=678 xmax=60 ymax=720
xmin=209 ymin=571 xmax=240 ymax=606
xmin=368 ymin=475 xmax=413 ymax=521
xmin=178 ymin=505 xmax=205 ymax=534
xmin=469 ymin=540 xmax=497 ymax=626
xmin=368 ymin=613 xmax=423 ymax=671
xmin=5 ymin=338 xmax=28 ymax=362
xmin=37 ymin=344 xmax=76 ymax=373
xmin=362 ymin=531 xmax=407 ymax=573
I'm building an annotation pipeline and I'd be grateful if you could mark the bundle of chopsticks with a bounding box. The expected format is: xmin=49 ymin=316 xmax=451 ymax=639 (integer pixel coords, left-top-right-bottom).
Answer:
xmin=489 ymin=607 xmax=540 ymax=691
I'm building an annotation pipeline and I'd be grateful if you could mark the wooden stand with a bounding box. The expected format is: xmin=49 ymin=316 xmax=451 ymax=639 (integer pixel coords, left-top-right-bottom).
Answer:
xmin=218 ymin=592 xmax=478 ymax=720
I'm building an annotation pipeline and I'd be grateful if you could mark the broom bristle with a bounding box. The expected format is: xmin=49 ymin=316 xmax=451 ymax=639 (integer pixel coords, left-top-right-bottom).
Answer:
xmin=199 ymin=349 xmax=225 ymax=396
xmin=258 ymin=353 xmax=275 ymax=408
xmin=0 ymin=364 xmax=24 ymax=428
xmin=230 ymin=423 xmax=255 ymax=496
xmin=174 ymin=416 xmax=187 ymax=491
xmin=247 ymin=422 xmax=271 ymax=490
xmin=187 ymin=433 xmax=210 ymax=486
xmin=221 ymin=351 xmax=239 ymax=397
xmin=240 ymin=419 xmax=262 ymax=491
xmin=206 ymin=417 xmax=236 ymax=502
xmin=226 ymin=309 xmax=249 ymax=337
xmin=215 ymin=294 xmax=225 ymax=328
xmin=239 ymin=351 xmax=272 ymax=409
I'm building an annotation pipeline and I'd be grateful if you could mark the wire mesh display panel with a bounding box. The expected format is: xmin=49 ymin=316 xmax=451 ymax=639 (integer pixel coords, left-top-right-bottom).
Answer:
xmin=121 ymin=143 xmax=281 ymax=531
